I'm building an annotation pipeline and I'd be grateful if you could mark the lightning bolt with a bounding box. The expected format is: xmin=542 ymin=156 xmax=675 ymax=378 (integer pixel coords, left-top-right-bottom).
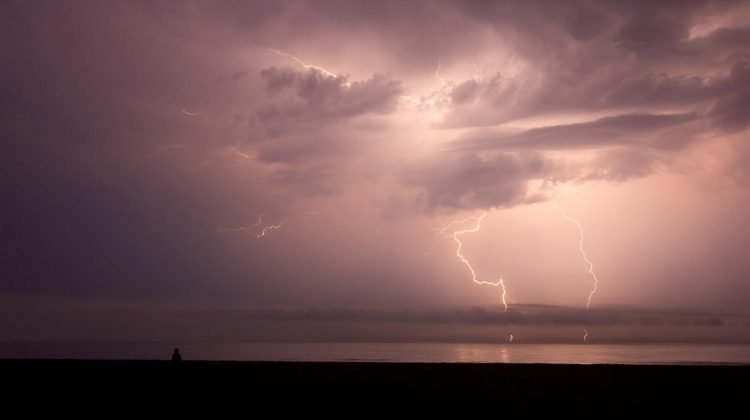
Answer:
xmin=435 ymin=59 xmax=446 ymax=84
xmin=229 ymin=146 xmax=250 ymax=159
xmin=267 ymin=48 xmax=346 ymax=82
xmin=451 ymin=214 xmax=508 ymax=312
xmin=218 ymin=215 xmax=284 ymax=239
xmin=553 ymin=201 xmax=599 ymax=310
xmin=582 ymin=328 xmax=588 ymax=343
xmin=508 ymin=334 xmax=514 ymax=343
xmin=424 ymin=215 xmax=482 ymax=255
xmin=255 ymin=221 xmax=284 ymax=238
xmin=180 ymin=109 xmax=200 ymax=116
xmin=217 ymin=215 xmax=263 ymax=234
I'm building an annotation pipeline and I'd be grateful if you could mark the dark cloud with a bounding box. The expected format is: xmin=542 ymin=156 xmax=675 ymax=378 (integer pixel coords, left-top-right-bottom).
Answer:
xmin=258 ymin=67 xmax=402 ymax=127
xmin=3 ymin=296 xmax=747 ymax=343
xmin=710 ymin=90 xmax=750 ymax=132
xmin=404 ymin=110 xmax=703 ymax=211
xmin=407 ymin=2 xmax=750 ymax=212
xmin=220 ymin=304 xmax=741 ymax=328
xmin=249 ymin=67 xmax=404 ymax=196
xmin=582 ymin=148 xmax=656 ymax=182
xmin=434 ymin=1 xmax=750 ymax=129
xmin=441 ymin=56 xmax=750 ymax=129
xmin=614 ymin=6 xmax=692 ymax=52
xmin=252 ymin=66 xmax=403 ymax=165
xmin=708 ymin=60 xmax=750 ymax=131
xmin=449 ymin=80 xmax=481 ymax=104
xmin=705 ymin=25 xmax=750 ymax=47
xmin=402 ymin=152 xmax=555 ymax=212
xmin=462 ymin=113 xmax=699 ymax=151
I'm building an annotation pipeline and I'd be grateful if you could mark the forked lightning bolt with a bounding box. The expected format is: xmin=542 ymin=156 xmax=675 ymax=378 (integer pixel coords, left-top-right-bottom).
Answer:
xmin=553 ymin=201 xmax=599 ymax=309
xmin=451 ymin=214 xmax=509 ymax=312
xmin=424 ymin=215 xmax=482 ymax=255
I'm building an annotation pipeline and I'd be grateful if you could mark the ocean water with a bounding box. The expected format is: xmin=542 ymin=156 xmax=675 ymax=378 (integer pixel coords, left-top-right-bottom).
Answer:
xmin=2 ymin=342 xmax=750 ymax=365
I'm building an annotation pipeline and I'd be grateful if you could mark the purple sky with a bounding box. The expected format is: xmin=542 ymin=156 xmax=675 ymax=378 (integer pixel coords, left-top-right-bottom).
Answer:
xmin=2 ymin=0 xmax=750 ymax=343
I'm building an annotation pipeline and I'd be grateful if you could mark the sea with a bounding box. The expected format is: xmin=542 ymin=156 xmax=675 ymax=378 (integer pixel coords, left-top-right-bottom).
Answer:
xmin=2 ymin=342 xmax=750 ymax=365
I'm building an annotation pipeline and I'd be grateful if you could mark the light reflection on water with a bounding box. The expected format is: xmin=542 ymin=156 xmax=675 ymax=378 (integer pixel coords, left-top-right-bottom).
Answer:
xmin=2 ymin=342 xmax=750 ymax=365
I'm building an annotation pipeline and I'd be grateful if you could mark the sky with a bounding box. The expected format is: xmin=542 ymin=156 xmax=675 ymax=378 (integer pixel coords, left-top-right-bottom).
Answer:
xmin=2 ymin=0 xmax=750 ymax=344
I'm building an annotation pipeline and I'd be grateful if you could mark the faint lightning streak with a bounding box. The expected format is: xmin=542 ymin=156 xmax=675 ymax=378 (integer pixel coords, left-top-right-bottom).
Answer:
xmin=553 ymin=201 xmax=599 ymax=309
xmin=582 ymin=328 xmax=588 ymax=343
xmin=229 ymin=146 xmax=250 ymax=159
xmin=217 ymin=215 xmax=263 ymax=235
xmin=255 ymin=221 xmax=284 ymax=238
xmin=267 ymin=48 xmax=344 ymax=80
xmin=217 ymin=215 xmax=283 ymax=239
xmin=435 ymin=59 xmax=446 ymax=84
xmin=509 ymin=334 xmax=514 ymax=343
xmin=452 ymin=214 xmax=508 ymax=312
xmin=180 ymin=109 xmax=200 ymax=116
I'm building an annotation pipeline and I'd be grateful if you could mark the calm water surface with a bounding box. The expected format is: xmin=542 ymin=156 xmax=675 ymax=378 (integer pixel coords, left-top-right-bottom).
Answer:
xmin=2 ymin=342 xmax=750 ymax=365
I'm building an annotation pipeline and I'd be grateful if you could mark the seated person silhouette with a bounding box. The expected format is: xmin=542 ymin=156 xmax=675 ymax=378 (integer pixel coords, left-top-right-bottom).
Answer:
xmin=171 ymin=348 xmax=182 ymax=362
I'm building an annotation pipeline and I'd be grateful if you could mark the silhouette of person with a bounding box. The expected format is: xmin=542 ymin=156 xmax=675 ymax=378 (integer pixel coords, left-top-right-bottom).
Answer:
xmin=171 ymin=348 xmax=182 ymax=362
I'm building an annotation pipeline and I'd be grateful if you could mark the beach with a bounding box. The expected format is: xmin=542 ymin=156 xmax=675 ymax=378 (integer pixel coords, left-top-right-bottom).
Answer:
xmin=3 ymin=360 xmax=746 ymax=408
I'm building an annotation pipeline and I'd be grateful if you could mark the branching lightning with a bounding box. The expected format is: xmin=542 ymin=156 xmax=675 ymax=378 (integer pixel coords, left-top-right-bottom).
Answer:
xmin=451 ymin=214 xmax=509 ymax=312
xmin=424 ymin=215 xmax=481 ymax=255
xmin=553 ymin=201 xmax=599 ymax=310
xmin=217 ymin=215 xmax=262 ymax=234
xmin=218 ymin=215 xmax=284 ymax=239
xmin=255 ymin=51 xmax=597 ymax=343
xmin=255 ymin=221 xmax=284 ymax=238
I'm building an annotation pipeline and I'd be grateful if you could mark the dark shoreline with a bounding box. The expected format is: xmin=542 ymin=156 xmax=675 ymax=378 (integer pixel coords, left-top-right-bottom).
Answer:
xmin=3 ymin=359 xmax=747 ymax=408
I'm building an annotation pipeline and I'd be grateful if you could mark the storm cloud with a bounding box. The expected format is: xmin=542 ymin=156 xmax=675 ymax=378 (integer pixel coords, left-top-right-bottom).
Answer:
xmin=2 ymin=0 xmax=750 ymax=344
